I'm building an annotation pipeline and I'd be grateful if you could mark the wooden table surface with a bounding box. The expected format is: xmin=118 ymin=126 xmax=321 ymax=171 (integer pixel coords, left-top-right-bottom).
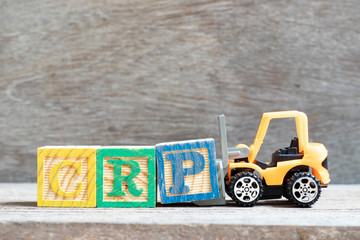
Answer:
xmin=0 ymin=183 xmax=359 ymax=239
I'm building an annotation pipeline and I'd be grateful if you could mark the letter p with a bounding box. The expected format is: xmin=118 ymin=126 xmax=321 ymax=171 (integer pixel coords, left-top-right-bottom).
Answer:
xmin=166 ymin=151 xmax=205 ymax=194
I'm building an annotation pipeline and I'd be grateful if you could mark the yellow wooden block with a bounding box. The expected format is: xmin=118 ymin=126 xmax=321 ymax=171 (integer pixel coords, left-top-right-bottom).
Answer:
xmin=37 ymin=146 xmax=97 ymax=207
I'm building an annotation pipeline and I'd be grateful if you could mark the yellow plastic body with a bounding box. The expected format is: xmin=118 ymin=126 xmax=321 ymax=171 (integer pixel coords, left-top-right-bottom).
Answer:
xmin=229 ymin=111 xmax=330 ymax=186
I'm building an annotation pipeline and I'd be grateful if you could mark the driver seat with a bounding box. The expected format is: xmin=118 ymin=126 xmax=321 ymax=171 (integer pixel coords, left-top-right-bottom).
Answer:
xmin=255 ymin=137 xmax=303 ymax=169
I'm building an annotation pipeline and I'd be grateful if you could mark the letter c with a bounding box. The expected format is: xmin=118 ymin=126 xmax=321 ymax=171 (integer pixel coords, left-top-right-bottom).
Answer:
xmin=49 ymin=160 xmax=83 ymax=197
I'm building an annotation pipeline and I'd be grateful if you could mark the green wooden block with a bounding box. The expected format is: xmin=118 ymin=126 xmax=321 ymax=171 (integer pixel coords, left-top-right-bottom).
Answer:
xmin=96 ymin=147 xmax=156 ymax=207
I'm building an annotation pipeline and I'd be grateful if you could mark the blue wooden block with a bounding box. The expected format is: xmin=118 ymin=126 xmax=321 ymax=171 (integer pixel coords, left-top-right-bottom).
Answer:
xmin=156 ymin=138 xmax=220 ymax=204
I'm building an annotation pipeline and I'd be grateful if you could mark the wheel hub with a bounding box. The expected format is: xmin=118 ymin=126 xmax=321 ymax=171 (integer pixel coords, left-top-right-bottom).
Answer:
xmin=292 ymin=176 xmax=318 ymax=203
xmin=233 ymin=177 xmax=260 ymax=202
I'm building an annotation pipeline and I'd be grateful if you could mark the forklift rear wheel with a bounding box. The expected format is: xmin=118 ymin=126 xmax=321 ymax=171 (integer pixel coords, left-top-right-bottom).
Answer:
xmin=286 ymin=172 xmax=321 ymax=207
xmin=230 ymin=171 xmax=263 ymax=207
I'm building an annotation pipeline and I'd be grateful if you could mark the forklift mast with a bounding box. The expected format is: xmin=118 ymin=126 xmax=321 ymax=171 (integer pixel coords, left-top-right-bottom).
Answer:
xmin=218 ymin=114 xmax=250 ymax=174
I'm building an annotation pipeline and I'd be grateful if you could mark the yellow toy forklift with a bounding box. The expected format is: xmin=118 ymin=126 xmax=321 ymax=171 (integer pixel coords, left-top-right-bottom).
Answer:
xmin=219 ymin=111 xmax=330 ymax=207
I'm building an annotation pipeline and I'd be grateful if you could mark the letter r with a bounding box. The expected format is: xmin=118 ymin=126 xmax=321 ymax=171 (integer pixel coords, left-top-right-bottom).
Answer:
xmin=107 ymin=159 xmax=143 ymax=197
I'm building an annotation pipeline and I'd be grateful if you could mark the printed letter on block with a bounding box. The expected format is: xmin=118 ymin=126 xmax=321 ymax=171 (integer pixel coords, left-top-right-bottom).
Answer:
xmin=37 ymin=146 xmax=97 ymax=207
xmin=156 ymin=139 xmax=219 ymax=204
xmin=96 ymin=147 xmax=156 ymax=207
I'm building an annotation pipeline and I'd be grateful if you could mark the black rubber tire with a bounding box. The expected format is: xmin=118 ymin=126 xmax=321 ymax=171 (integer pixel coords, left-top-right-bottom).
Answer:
xmin=283 ymin=181 xmax=291 ymax=200
xmin=283 ymin=188 xmax=290 ymax=200
xmin=224 ymin=176 xmax=232 ymax=198
xmin=224 ymin=169 xmax=240 ymax=198
xmin=229 ymin=171 xmax=263 ymax=207
xmin=286 ymin=172 xmax=321 ymax=207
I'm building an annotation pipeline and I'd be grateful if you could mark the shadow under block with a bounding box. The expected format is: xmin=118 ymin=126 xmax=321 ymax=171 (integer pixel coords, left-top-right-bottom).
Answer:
xmin=37 ymin=146 xmax=97 ymax=207
xmin=156 ymin=139 xmax=220 ymax=204
xmin=96 ymin=147 xmax=156 ymax=207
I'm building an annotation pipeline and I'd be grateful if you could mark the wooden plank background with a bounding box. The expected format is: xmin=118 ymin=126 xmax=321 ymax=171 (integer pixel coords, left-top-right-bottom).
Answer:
xmin=0 ymin=0 xmax=359 ymax=183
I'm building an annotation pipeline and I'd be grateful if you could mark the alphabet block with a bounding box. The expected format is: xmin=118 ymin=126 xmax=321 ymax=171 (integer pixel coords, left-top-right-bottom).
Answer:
xmin=96 ymin=147 xmax=156 ymax=207
xmin=37 ymin=146 xmax=97 ymax=207
xmin=156 ymin=139 xmax=219 ymax=204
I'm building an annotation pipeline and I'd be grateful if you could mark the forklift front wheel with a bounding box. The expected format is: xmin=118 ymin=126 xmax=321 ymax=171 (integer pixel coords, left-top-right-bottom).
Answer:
xmin=224 ymin=169 xmax=241 ymax=198
xmin=230 ymin=172 xmax=263 ymax=207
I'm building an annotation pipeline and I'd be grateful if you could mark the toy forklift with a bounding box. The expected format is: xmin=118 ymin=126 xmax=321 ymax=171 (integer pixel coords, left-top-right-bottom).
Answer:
xmin=219 ymin=111 xmax=330 ymax=207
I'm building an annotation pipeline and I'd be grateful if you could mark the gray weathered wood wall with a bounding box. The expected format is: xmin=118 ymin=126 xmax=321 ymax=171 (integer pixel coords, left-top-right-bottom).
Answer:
xmin=0 ymin=0 xmax=359 ymax=183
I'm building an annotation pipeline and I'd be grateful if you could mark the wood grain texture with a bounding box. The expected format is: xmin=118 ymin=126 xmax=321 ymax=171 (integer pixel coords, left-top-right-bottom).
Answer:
xmin=156 ymin=139 xmax=219 ymax=204
xmin=0 ymin=0 xmax=359 ymax=184
xmin=2 ymin=223 xmax=360 ymax=240
xmin=96 ymin=147 xmax=156 ymax=207
xmin=37 ymin=147 xmax=96 ymax=207
xmin=193 ymin=160 xmax=227 ymax=206
xmin=2 ymin=183 xmax=360 ymax=226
